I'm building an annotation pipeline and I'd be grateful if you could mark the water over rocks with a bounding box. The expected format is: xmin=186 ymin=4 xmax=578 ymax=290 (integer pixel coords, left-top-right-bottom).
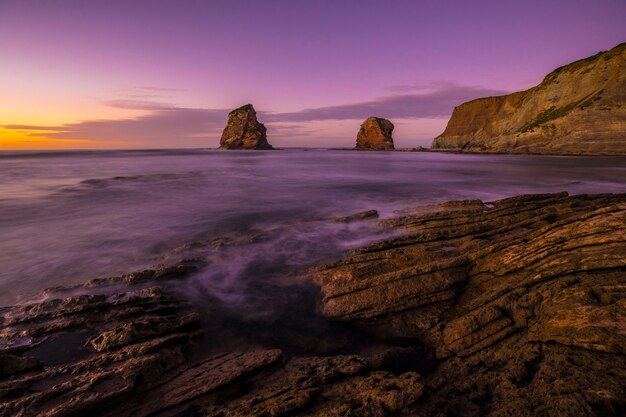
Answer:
xmin=1 ymin=192 xmax=625 ymax=416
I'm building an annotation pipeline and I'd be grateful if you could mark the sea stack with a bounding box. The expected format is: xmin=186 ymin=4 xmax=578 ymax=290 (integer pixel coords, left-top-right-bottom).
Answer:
xmin=219 ymin=104 xmax=273 ymax=150
xmin=432 ymin=42 xmax=626 ymax=155
xmin=355 ymin=117 xmax=395 ymax=150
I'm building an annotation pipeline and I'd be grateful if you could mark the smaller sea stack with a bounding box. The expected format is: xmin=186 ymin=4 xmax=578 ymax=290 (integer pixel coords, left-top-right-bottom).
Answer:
xmin=219 ymin=104 xmax=273 ymax=150
xmin=355 ymin=117 xmax=395 ymax=150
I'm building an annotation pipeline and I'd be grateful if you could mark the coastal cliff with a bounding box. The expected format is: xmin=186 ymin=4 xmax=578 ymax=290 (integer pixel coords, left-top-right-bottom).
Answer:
xmin=432 ymin=42 xmax=626 ymax=155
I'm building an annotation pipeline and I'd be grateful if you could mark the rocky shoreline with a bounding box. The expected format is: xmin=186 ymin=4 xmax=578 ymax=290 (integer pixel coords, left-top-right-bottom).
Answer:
xmin=1 ymin=192 xmax=625 ymax=416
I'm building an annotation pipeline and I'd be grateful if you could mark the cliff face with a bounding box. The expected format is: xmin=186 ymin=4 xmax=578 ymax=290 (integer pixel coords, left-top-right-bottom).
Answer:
xmin=432 ymin=43 xmax=626 ymax=155
xmin=219 ymin=104 xmax=273 ymax=150
xmin=355 ymin=117 xmax=395 ymax=150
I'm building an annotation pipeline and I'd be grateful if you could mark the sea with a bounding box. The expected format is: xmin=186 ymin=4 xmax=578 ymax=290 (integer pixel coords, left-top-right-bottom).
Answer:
xmin=1 ymin=149 xmax=625 ymax=353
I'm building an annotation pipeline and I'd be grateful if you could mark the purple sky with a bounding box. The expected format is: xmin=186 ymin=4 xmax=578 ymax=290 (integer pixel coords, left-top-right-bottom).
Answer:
xmin=1 ymin=0 xmax=625 ymax=149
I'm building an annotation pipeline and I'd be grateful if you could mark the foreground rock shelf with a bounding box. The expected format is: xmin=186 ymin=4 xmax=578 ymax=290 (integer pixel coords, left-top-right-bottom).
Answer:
xmin=1 ymin=192 xmax=625 ymax=416
xmin=314 ymin=192 xmax=626 ymax=416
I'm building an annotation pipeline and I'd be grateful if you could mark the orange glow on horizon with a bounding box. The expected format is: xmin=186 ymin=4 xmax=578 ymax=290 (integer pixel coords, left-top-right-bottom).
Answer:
xmin=0 ymin=129 xmax=131 ymax=150
xmin=0 ymin=129 xmax=92 ymax=150
xmin=0 ymin=92 xmax=154 ymax=150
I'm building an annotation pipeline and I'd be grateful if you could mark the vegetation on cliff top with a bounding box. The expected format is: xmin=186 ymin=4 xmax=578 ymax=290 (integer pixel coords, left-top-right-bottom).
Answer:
xmin=517 ymin=90 xmax=604 ymax=133
xmin=542 ymin=42 xmax=625 ymax=84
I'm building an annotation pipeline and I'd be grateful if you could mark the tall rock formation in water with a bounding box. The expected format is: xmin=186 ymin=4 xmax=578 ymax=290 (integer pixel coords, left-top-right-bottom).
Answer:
xmin=219 ymin=104 xmax=273 ymax=150
xmin=355 ymin=117 xmax=395 ymax=150
xmin=432 ymin=42 xmax=626 ymax=155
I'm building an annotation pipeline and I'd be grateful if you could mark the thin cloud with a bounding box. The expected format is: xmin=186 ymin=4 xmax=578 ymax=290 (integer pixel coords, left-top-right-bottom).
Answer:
xmin=134 ymin=86 xmax=185 ymax=93
xmin=6 ymin=108 xmax=227 ymax=148
xmin=103 ymin=86 xmax=186 ymax=107
xmin=385 ymin=80 xmax=463 ymax=93
xmin=3 ymin=125 xmax=70 ymax=131
xmin=102 ymin=99 xmax=179 ymax=110
xmin=265 ymin=122 xmax=312 ymax=139
xmin=4 ymin=82 xmax=505 ymax=146
xmin=264 ymin=83 xmax=507 ymax=122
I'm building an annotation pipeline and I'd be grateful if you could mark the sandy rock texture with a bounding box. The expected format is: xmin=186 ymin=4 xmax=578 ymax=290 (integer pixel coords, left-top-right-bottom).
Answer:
xmin=432 ymin=42 xmax=626 ymax=154
xmin=355 ymin=117 xmax=395 ymax=150
xmin=219 ymin=104 xmax=273 ymax=150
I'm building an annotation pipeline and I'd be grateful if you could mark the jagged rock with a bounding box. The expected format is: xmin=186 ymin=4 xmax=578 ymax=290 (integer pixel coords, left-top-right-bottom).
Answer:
xmin=0 ymin=354 xmax=41 ymax=377
xmin=432 ymin=42 xmax=626 ymax=155
xmin=0 ymin=288 xmax=200 ymax=416
xmin=0 ymin=261 xmax=207 ymax=417
xmin=0 ymin=261 xmax=424 ymax=417
xmin=314 ymin=192 xmax=626 ymax=416
xmin=219 ymin=104 xmax=273 ymax=150
xmin=334 ymin=210 xmax=379 ymax=223
xmin=89 ymin=312 xmax=200 ymax=352
xmin=134 ymin=350 xmax=284 ymax=416
xmin=355 ymin=117 xmax=395 ymax=150
xmin=202 ymin=354 xmax=424 ymax=417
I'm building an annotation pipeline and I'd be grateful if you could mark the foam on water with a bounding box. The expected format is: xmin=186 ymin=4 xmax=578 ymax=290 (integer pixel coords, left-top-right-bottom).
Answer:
xmin=1 ymin=149 xmax=625 ymax=312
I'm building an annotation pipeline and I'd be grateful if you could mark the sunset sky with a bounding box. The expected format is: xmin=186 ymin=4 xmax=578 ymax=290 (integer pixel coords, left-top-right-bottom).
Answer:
xmin=1 ymin=0 xmax=625 ymax=150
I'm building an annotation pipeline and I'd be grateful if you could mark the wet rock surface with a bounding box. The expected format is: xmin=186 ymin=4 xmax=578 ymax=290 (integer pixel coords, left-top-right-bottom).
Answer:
xmin=314 ymin=192 xmax=626 ymax=416
xmin=1 ymin=193 xmax=625 ymax=416
xmin=0 ymin=262 xmax=422 ymax=416
xmin=219 ymin=104 xmax=273 ymax=150
xmin=355 ymin=117 xmax=395 ymax=150
xmin=334 ymin=209 xmax=379 ymax=223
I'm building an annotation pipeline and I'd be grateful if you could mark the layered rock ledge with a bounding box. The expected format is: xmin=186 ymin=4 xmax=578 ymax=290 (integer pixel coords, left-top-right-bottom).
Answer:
xmin=219 ymin=104 xmax=273 ymax=150
xmin=432 ymin=42 xmax=626 ymax=155
xmin=0 ymin=265 xmax=423 ymax=416
xmin=314 ymin=192 xmax=626 ymax=416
